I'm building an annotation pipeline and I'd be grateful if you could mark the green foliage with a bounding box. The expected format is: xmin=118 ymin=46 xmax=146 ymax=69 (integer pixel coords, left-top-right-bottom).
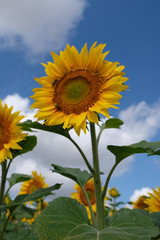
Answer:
xmin=35 ymin=198 xmax=159 ymax=240
xmin=7 ymin=173 xmax=33 ymax=189
xmin=35 ymin=197 xmax=90 ymax=240
xmin=51 ymin=164 xmax=93 ymax=187
xmin=97 ymin=118 xmax=124 ymax=144
xmin=18 ymin=120 xmax=71 ymax=139
xmin=0 ymin=184 xmax=62 ymax=212
xmin=107 ymin=140 xmax=160 ymax=163
xmin=11 ymin=135 xmax=37 ymax=159
xmin=133 ymin=209 xmax=160 ymax=233
xmin=100 ymin=118 xmax=124 ymax=130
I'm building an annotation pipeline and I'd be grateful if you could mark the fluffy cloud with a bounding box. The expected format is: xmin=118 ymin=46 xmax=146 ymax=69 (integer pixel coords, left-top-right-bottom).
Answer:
xmin=3 ymin=94 xmax=160 ymax=199
xmin=0 ymin=0 xmax=88 ymax=58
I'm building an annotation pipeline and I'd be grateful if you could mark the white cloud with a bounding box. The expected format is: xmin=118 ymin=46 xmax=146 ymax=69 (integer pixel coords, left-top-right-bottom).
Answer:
xmin=0 ymin=0 xmax=88 ymax=58
xmin=130 ymin=187 xmax=153 ymax=203
xmin=3 ymin=93 xmax=36 ymax=120
xmin=3 ymin=94 xmax=160 ymax=198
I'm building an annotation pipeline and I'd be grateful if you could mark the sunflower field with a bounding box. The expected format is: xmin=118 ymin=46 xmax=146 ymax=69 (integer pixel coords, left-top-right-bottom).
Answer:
xmin=0 ymin=43 xmax=160 ymax=240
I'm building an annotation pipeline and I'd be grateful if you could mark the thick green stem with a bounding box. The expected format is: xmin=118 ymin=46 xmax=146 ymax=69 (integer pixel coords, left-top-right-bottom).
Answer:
xmin=81 ymin=186 xmax=96 ymax=227
xmin=90 ymin=123 xmax=104 ymax=230
xmin=0 ymin=161 xmax=7 ymax=217
xmin=101 ymin=162 xmax=117 ymax=201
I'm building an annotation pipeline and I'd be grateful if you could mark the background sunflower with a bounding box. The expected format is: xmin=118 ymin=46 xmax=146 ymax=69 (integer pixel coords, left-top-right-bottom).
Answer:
xmin=0 ymin=99 xmax=28 ymax=163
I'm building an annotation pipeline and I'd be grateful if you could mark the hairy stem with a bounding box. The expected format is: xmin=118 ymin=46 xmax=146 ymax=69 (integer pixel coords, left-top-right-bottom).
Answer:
xmin=90 ymin=123 xmax=104 ymax=230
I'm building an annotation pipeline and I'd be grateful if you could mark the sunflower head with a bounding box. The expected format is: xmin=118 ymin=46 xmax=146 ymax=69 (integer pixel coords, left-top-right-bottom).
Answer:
xmin=108 ymin=187 xmax=120 ymax=198
xmin=71 ymin=178 xmax=107 ymax=221
xmin=0 ymin=99 xmax=28 ymax=163
xmin=132 ymin=196 xmax=149 ymax=210
xmin=31 ymin=42 xmax=128 ymax=135
xmin=144 ymin=187 xmax=160 ymax=212
xmin=19 ymin=171 xmax=48 ymax=204
xmin=71 ymin=178 xmax=96 ymax=220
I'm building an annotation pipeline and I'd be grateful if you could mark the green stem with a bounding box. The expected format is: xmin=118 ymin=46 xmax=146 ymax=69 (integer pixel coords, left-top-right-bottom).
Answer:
xmin=0 ymin=161 xmax=7 ymax=217
xmin=69 ymin=137 xmax=94 ymax=174
xmin=81 ymin=186 xmax=96 ymax=227
xmin=101 ymin=162 xmax=117 ymax=201
xmin=0 ymin=210 xmax=12 ymax=240
xmin=90 ymin=123 xmax=104 ymax=230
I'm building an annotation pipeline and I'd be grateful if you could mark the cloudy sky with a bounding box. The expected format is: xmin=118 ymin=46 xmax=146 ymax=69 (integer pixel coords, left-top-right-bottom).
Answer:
xmin=1 ymin=0 xmax=160 ymax=204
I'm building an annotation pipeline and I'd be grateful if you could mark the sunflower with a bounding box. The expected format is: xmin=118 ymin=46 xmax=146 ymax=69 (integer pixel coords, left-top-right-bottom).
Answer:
xmin=71 ymin=178 xmax=107 ymax=220
xmin=108 ymin=187 xmax=120 ymax=198
xmin=144 ymin=187 xmax=160 ymax=212
xmin=31 ymin=42 xmax=128 ymax=135
xmin=132 ymin=196 xmax=149 ymax=210
xmin=19 ymin=171 xmax=48 ymax=204
xmin=0 ymin=99 xmax=28 ymax=163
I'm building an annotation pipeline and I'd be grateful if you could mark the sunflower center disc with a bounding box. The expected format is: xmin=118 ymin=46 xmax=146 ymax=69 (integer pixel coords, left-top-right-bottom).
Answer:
xmin=53 ymin=69 xmax=102 ymax=114
xmin=63 ymin=77 xmax=90 ymax=104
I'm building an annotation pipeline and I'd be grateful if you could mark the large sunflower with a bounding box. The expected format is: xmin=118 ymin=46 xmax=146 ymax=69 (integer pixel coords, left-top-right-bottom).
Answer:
xmin=71 ymin=178 xmax=107 ymax=220
xmin=31 ymin=42 xmax=128 ymax=135
xmin=0 ymin=99 xmax=28 ymax=163
xmin=145 ymin=187 xmax=160 ymax=212
xmin=19 ymin=171 xmax=48 ymax=197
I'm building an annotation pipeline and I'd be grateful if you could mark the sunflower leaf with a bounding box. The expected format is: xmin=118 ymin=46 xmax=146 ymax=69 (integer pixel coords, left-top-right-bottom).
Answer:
xmin=100 ymin=118 xmax=124 ymax=130
xmin=34 ymin=197 xmax=91 ymax=240
xmin=34 ymin=198 xmax=159 ymax=240
xmin=107 ymin=140 xmax=160 ymax=163
xmin=51 ymin=164 xmax=93 ymax=187
xmin=7 ymin=173 xmax=33 ymax=188
xmin=11 ymin=135 xmax=37 ymax=159
xmin=18 ymin=120 xmax=71 ymax=138
xmin=0 ymin=184 xmax=62 ymax=211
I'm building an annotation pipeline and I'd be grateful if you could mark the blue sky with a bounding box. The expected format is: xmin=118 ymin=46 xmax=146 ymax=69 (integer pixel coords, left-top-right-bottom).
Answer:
xmin=1 ymin=0 xmax=160 ymax=204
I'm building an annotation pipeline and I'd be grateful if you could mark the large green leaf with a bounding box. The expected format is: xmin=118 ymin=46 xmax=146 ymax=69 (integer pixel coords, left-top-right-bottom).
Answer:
xmin=133 ymin=209 xmax=160 ymax=230
xmin=35 ymin=198 xmax=158 ymax=240
xmin=11 ymin=135 xmax=37 ymax=159
xmin=35 ymin=197 xmax=90 ymax=240
xmin=107 ymin=140 xmax=160 ymax=163
xmin=7 ymin=173 xmax=33 ymax=188
xmin=51 ymin=164 xmax=93 ymax=187
xmin=18 ymin=120 xmax=71 ymax=139
xmin=0 ymin=184 xmax=61 ymax=211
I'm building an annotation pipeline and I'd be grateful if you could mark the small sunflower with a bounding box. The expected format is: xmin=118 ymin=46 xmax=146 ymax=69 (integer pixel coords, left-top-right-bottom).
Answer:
xmin=108 ymin=187 xmax=120 ymax=198
xmin=19 ymin=171 xmax=48 ymax=204
xmin=0 ymin=99 xmax=28 ymax=163
xmin=144 ymin=187 xmax=160 ymax=212
xmin=31 ymin=42 xmax=128 ymax=135
xmin=71 ymin=178 xmax=107 ymax=220
xmin=132 ymin=196 xmax=149 ymax=210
